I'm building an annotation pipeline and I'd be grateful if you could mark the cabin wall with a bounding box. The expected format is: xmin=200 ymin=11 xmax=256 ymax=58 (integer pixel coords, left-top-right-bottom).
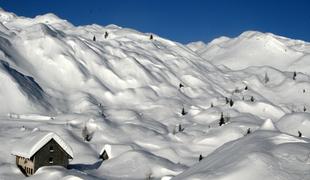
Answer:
xmin=16 ymin=156 xmax=34 ymax=176
xmin=33 ymin=139 xmax=69 ymax=172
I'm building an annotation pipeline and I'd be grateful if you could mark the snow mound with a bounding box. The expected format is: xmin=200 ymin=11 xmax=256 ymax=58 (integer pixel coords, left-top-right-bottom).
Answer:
xmin=260 ymin=119 xmax=277 ymax=131
xmin=276 ymin=112 xmax=310 ymax=138
xmin=173 ymin=131 xmax=310 ymax=180
xmin=197 ymin=31 xmax=310 ymax=71
xmin=186 ymin=41 xmax=207 ymax=52
xmin=99 ymin=144 xmax=132 ymax=159
xmin=94 ymin=150 xmax=186 ymax=179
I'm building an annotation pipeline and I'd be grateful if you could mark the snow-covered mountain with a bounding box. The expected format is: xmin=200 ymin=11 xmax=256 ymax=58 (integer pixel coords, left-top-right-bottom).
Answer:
xmin=188 ymin=31 xmax=310 ymax=71
xmin=1 ymin=8 xmax=310 ymax=180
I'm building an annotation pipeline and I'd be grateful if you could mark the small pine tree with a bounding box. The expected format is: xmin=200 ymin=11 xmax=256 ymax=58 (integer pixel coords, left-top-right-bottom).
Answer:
xmin=219 ymin=112 xmax=225 ymax=126
xmin=293 ymin=71 xmax=297 ymax=80
xmin=242 ymin=96 xmax=245 ymax=100
xmin=178 ymin=124 xmax=184 ymax=132
xmin=93 ymin=35 xmax=96 ymax=41
xmin=229 ymin=99 xmax=234 ymax=107
xmin=225 ymin=97 xmax=229 ymax=104
xmin=150 ymin=34 xmax=153 ymax=40
xmin=303 ymin=89 xmax=306 ymax=93
xmin=304 ymin=106 xmax=307 ymax=112
xmin=298 ymin=131 xmax=302 ymax=137
xmin=246 ymin=128 xmax=251 ymax=135
xmin=245 ymin=86 xmax=248 ymax=90
xmin=250 ymin=96 xmax=255 ymax=102
xmin=181 ymin=107 xmax=187 ymax=116
xmin=199 ymin=154 xmax=203 ymax=161
xmin=211 ymin=102 xmax=214 ymax=108
xmin=179 ymin=83 xmax=184 ymax=88
xmin=264 ymin=72 xmax=269 ymax=84
xmin=104 ymin=31 xmax=109 ymax=39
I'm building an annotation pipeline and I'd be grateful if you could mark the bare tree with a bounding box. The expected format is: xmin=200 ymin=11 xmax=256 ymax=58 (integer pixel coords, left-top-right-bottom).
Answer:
xmin=82 ymin=125 xmax=93 ymax=142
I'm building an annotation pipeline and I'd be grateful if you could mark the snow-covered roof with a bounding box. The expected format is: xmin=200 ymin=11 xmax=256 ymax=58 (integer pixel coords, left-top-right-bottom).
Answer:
xmin=11 ymin=131 xmax=73 ymax=159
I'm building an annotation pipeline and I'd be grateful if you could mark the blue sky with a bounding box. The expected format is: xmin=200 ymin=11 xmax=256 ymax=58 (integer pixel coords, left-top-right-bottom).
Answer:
xmin=1 ymin=0 xmax=309 ymax=43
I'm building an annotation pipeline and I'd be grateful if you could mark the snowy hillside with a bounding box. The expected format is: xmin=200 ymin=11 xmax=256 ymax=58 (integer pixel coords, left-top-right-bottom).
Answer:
xmin=189 ymin=31 xmax=310 ymax=71
xmin=1 ymin=8 xmax=310 ymax=180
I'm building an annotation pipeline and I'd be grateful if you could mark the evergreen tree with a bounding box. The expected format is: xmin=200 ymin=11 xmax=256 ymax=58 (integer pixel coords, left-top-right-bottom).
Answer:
xmin=304 ymin=106 xmax=307 ymax=112
xmin=199 ymin=154 xmax=203 ymax=161
xmin=229 ymin=99 xmax=234 ymax=107
xmin=246 ymin=128 xmax=251 ymax=135
xmin=211 ymin=102 xmax=214 ymax=108
xmin=150 ymin=34 xmax=153 ymax=40
xmin=298 ymin=131 xmax=302 ymax=137
xmin=93 ymin=35 xmax=96 ymax=41
xmin=250 ymin=96 xmax=255 ymax=102
xmin=181 ymin=107 xmax=187 ymax=116
xmin=178 ymin=124 xmax=184 ymax=132
xmin=179 ymin=83 xmax=184 ymax=88
xmin=293 ymin=71 xmax=297 ymax=80
xmin=303 ymin=89 xmax=306 ymax=93
xmin=245 ymin=86 xmax=248 ymax=90
xmin=225 ymin=97 xmax=229 ymax=104
xmin=104 ymin=31 xmax=109 ymax=39
xmin=264 ymin=72 xmax=269 ymax=84
xmin=219 ymin=112 xmax=225 ymax=126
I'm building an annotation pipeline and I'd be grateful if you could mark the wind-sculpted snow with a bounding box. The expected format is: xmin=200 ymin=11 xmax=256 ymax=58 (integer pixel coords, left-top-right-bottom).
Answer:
xmin=1 ymin=8 xmax=310 ymax=179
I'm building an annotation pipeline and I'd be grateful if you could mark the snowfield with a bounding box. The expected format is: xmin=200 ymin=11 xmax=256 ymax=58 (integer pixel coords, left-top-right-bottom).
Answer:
xmin=1 ymin=8 xmax=310 ymax=180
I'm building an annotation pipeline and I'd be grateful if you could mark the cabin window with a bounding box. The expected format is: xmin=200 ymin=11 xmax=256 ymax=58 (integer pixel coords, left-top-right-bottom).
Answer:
xmin=49 ymin=146 xmax=54 ymax=152
xmin=49 ymin=157 xmax=53 ymax=164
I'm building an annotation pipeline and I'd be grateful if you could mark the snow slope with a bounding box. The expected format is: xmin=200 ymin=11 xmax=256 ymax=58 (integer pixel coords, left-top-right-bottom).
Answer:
xmin=1 ymin=8 xmax=310 ymax=180
xmin=190 ymin=31 xmax=310 ymax=71
xmin=173 ymin=130 xmax=310 ymax=180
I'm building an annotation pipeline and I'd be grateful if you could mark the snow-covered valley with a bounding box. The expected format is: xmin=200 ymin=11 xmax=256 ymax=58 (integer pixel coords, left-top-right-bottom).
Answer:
xmin=1 ymin=8 xmax=310 ymax=180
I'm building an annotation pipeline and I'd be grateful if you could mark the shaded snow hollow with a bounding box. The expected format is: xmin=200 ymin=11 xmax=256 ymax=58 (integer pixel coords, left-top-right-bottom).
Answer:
xmin=0 ymin=8 xmax=310 ymax=180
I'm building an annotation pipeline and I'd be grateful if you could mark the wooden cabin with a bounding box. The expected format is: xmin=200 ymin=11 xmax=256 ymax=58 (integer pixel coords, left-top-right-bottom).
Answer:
xmin=11 ymin=131 xmax=73 ymax=176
